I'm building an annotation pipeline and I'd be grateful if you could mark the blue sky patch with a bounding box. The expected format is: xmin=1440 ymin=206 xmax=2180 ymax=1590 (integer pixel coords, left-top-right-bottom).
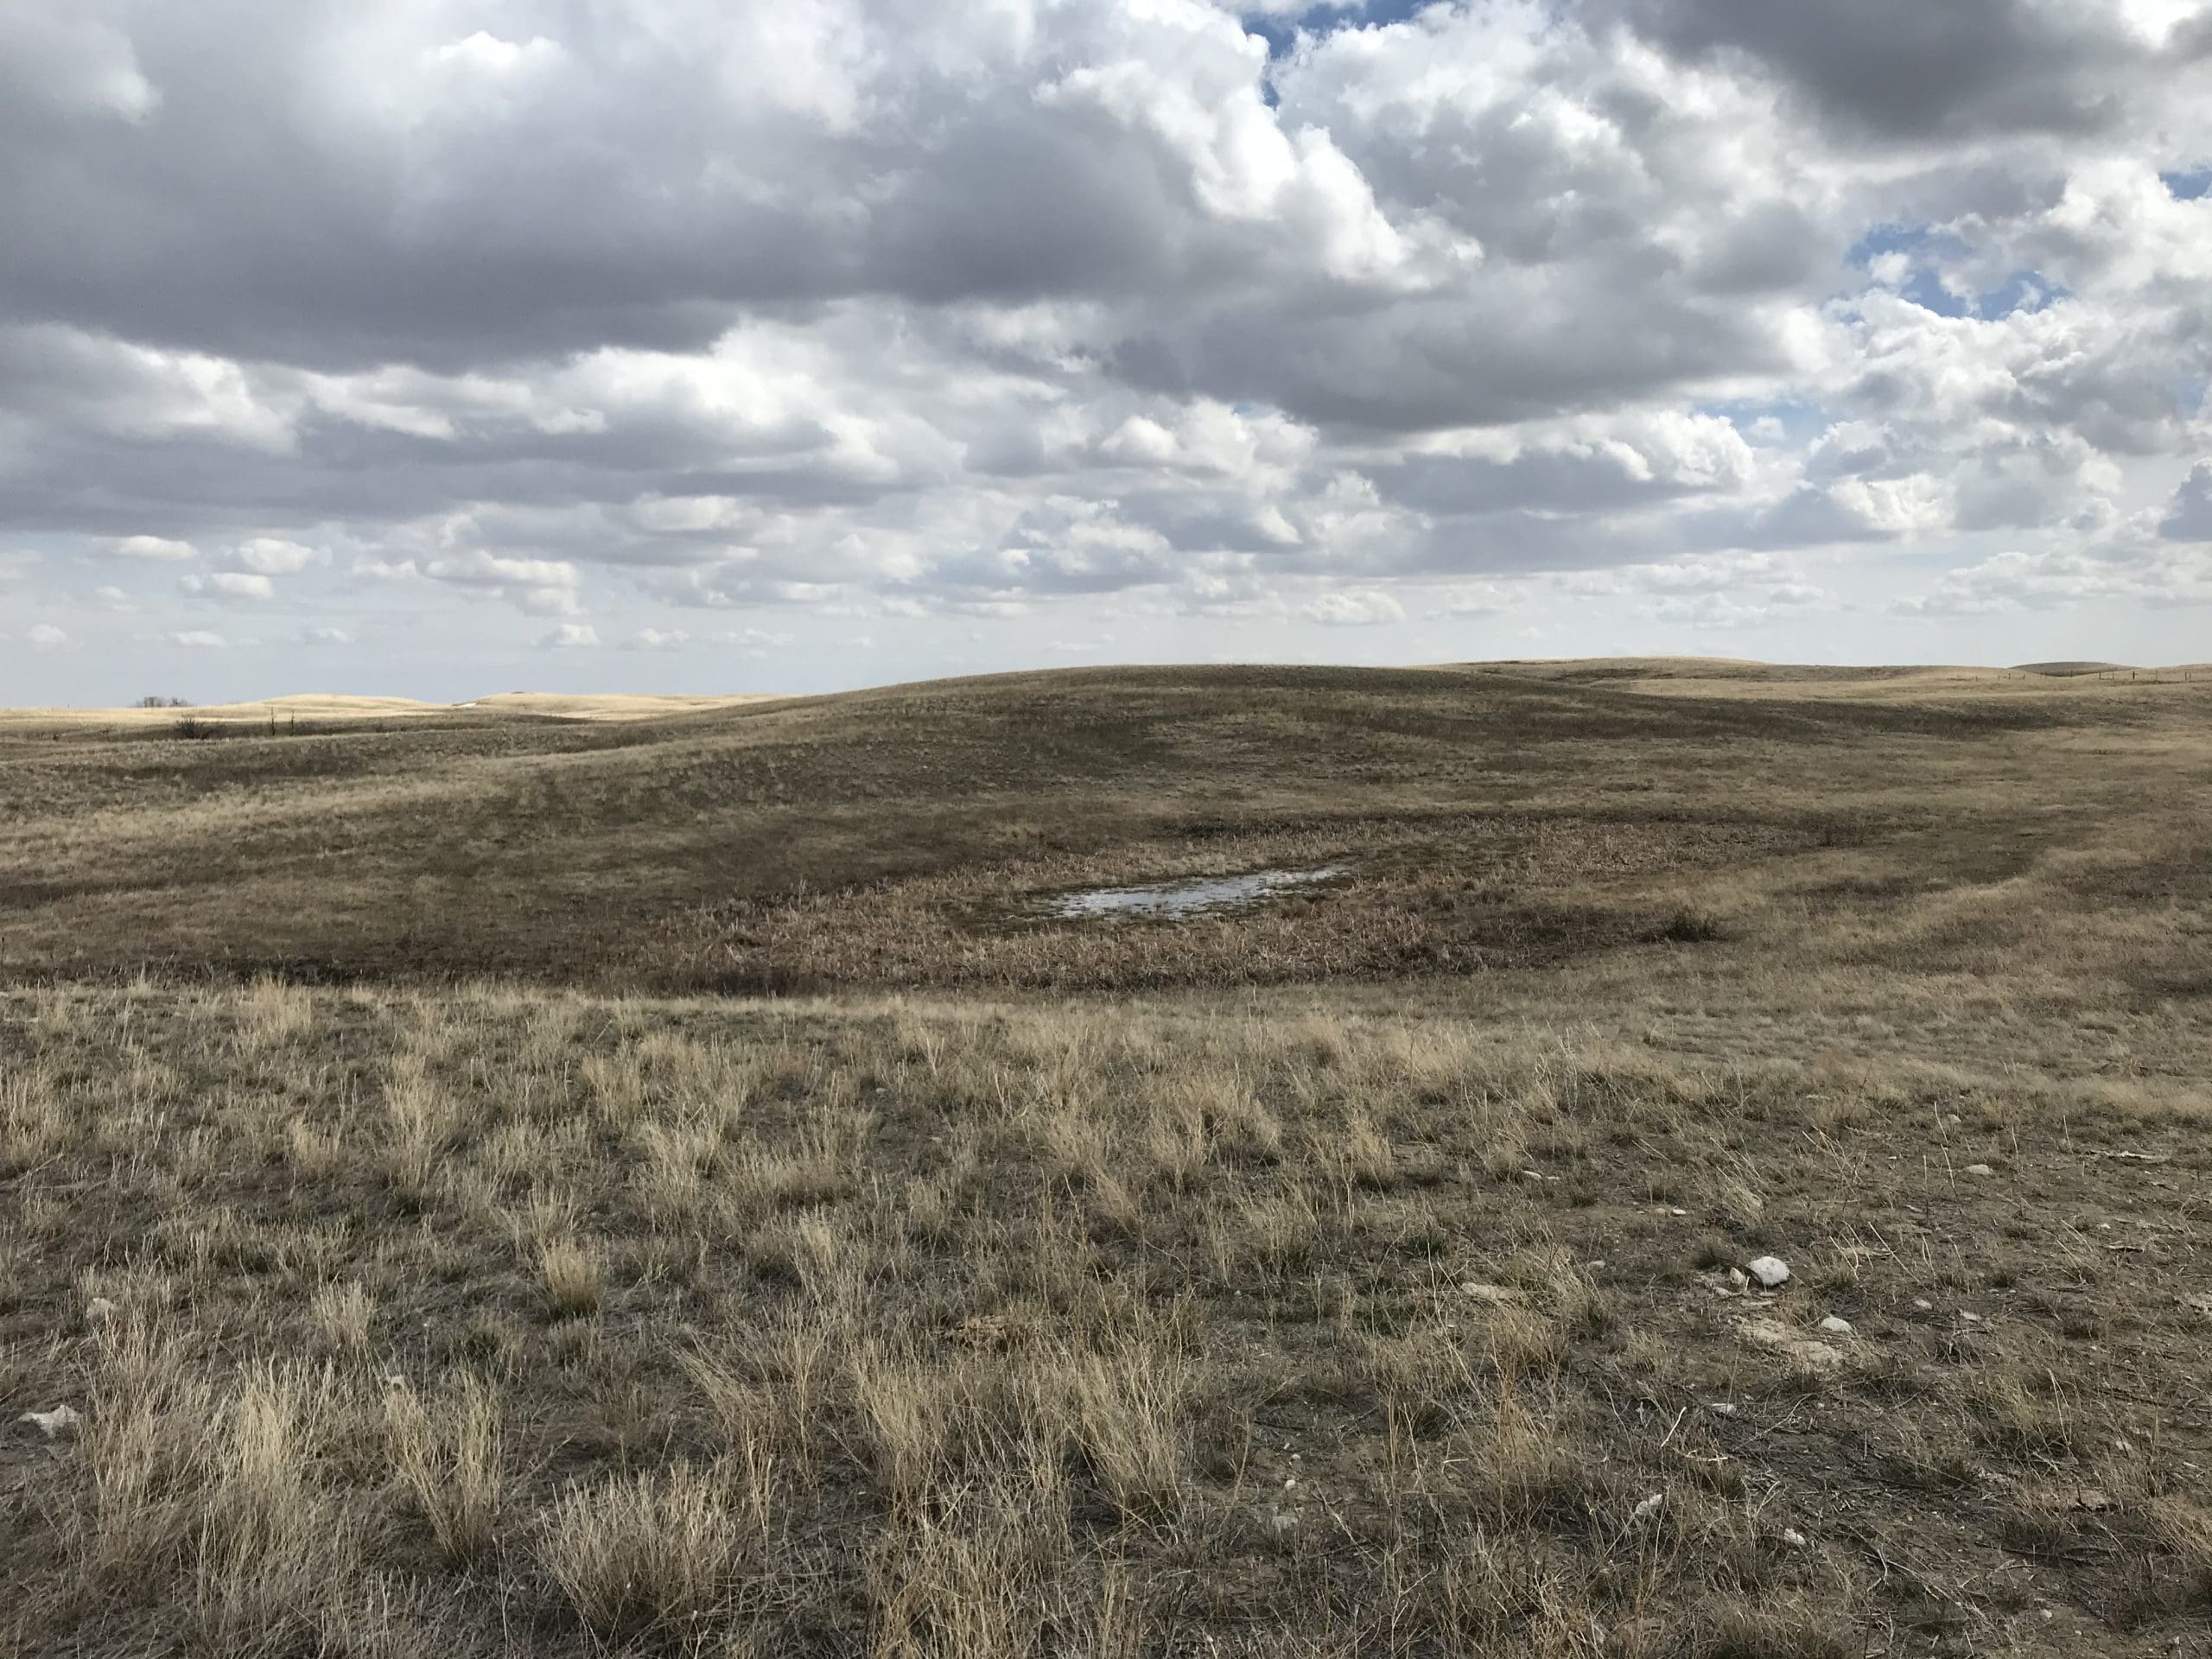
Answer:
xmin=1700 ymin=399 xmax=1828 ymax=446
xmin=1247 ymin=0 xmax=1436 ymax=62
xmin=1847 ymin=223 xmax=2064 ymax=319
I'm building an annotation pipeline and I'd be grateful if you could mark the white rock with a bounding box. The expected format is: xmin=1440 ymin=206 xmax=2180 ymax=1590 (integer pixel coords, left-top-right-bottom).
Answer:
xmin=1912 ymin=1299 xmax=1934 ymax=1312
xmin=1459 ymin=1281 xmax=1520 ymax=1305
xmin=1630 ymin=1492 xmax=1664 ymax=1525
xmin=1781 ymin=1528 xmax=1808 ymax=1549
xmin=1960 ymin=1311 xmax=1982 ymax=1324
xmin=1706 ymin=1401 xmax=1738 ymax=1417
xmin=20 ymin=1405 xmax=80 ymax=1438
xmin=1819 ymin=1316 xmax=1853 ymax=1336
xmin=1746 ymin=1255 xmax=1790 ymax=1289
xmin=1964 ymin=1163 xmax=1995 ymax=1177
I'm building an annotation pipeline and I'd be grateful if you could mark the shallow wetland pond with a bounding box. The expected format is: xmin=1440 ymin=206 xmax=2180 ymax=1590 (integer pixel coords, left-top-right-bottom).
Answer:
xmin=1040 ymin=865 xmax=1346 ymax=919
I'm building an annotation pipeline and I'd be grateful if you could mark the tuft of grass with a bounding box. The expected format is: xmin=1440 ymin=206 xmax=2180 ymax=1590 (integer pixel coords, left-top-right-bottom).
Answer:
xmin=385 ymin=1375 xmax=505 ymax=1564
xmin=538 ymin=1236 xmax=603 ymax=1319
xmin=539 ymin=1464 xmax=743 ymax=1637
xmin=309 ymin=1281 xmax=374 ymax=1357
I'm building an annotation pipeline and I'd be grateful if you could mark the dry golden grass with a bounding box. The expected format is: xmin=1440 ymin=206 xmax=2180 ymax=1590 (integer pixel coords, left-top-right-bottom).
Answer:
xmin=0 ymin=658 xmax=2204 ymax=1007
xmin=1 ymin=982 xmax=2209 ymax=1655
xmin=3 ymin=661 xmax=2209 ymax=1655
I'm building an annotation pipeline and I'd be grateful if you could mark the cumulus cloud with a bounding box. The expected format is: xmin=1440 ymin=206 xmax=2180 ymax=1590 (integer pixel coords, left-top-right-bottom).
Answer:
xmin=1894 ymin=543 xmax=2212 ymax=614
xmin=423 ymin=550 xmax=585 ymax=616
xmin=182 ymin=571 xmax=276 ymax=601
xmin=168 ymin=629 xmax=228 ymax=648
xmin=2 ymin=0 xmax=2209 ymax=689
xmin=233 ymin=537 xmax=322 ymax=575
xmin=108 ymin=536 xmax=197 ymax=562
xmin=2163 ymin=462 xmax=2212 ymax=541
xmin=28 ymin=621 xmax=70 ymax=651
xmin=539 ymin=622 xmax=601 ymax=649
xmin=1303 ymin=588 xmax=1406 ymax=626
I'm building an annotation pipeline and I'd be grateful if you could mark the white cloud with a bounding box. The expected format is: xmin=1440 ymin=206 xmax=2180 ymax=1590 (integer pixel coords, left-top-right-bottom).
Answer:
xmin=431 ymin=32 xmax=563 ymax=79
xmin=233 ymin=537 xmax=322 ymax=575
xmin=168 ymin=629 xmax=229 ymax=648
xmin=28 ymin=621 xmax=69 ymax=651
xmin=423 ymin=550 xmax=584 ymax=616
xmin=300 ymin=625 xmax=353 ymax=645
xmin=714 ymin=627 xmax=795 ymax=652
xmin=620 ymin=627 xmax=692 ymax=650
xmin=2 ymin=0 xmax=2211 ymax=689
xmin=109 ymin=535 xmax=197 ymax=562
xmin=539 ymin=622 xmax=600 ymax=649
xmin=1892 ymin=545 xmax=2212 ymax=615
xmin=1302 ymin=588 xmax=1406 ymax=626
xmin=182 ymin=571 xmax=276 ymax=601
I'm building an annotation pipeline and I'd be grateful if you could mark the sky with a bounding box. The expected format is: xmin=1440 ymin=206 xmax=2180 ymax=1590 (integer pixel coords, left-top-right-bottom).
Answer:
xmin=3 ymin=0 xmax=2211 ymax=704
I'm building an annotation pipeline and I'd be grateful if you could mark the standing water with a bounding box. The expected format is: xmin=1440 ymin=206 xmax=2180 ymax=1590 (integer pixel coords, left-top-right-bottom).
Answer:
xmin=1042 ymin=867 xmax=1345 ymax=919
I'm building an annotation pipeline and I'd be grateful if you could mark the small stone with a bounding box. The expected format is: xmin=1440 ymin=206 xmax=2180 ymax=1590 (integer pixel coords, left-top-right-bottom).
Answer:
xmin=84 ymin=1297 xmax=118 ymax=1325
xmin=1725 ymin=1267 xmax=1749 ymax=1289
xmin=1630 ymin=1492 xmax=1663 ymax=1525
xmin=20 ymin=1405 xmax=80 ymax=1438
xmin=1780 ymin=1528 xmax=1808 ymax=1548
xmin=1819 ymin=1315 xmax=1853 ymax=1336
xmin=1669 ymin=1207 xmax=1688 ymax=1216
xmin=1706 ymin=1401 xmax=1738 ymax=1416
xmin=1746 ymin=1255 xmax=1790 ymax=1289
xmin=1963 ymin=1163 xmax=1995 ymax=1177
xmin=1912 ymin=1298 xmax=1934 ymax=1312
xmin=1737 ymin=1316 xmax=1843 ymax=1370
xmin=1960 ymin=1311 xmax=1982 ymax=1324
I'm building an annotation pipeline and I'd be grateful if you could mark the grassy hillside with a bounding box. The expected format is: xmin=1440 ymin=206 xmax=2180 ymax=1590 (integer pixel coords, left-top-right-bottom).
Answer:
xmin=2 ymin=661 xmax=2206 ymax=1005
xmin=3 ymin=661 xmax=2210 ymax=1656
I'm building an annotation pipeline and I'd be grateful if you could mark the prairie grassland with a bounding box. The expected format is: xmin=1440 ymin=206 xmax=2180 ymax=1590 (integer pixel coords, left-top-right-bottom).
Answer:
xmin=3 ymin=660 xmax=2210 ymax=1656
xmin=0 ymin=661 xmax=2207 ymax=999
xmin=3 ymin=980 xmax=2211 ymax=1656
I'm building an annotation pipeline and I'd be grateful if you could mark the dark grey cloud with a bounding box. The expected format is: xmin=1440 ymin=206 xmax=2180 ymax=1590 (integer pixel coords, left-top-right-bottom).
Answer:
xmin=1603 ymin=0 xmax=2209 ymax=142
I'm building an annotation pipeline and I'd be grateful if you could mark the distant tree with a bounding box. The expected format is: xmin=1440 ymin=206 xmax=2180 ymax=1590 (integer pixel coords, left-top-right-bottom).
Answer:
xmin=136 ymin=696 xmax=192 ymax=709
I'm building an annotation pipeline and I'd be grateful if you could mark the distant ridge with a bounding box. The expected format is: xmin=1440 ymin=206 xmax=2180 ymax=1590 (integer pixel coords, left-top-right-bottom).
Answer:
xmin=2012 ymin=661 xmax=2133 ymax=676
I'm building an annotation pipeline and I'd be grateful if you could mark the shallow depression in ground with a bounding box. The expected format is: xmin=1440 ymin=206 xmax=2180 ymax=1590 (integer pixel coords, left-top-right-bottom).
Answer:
xmin=1040 ymin=866 xmax=1347 ymax=919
